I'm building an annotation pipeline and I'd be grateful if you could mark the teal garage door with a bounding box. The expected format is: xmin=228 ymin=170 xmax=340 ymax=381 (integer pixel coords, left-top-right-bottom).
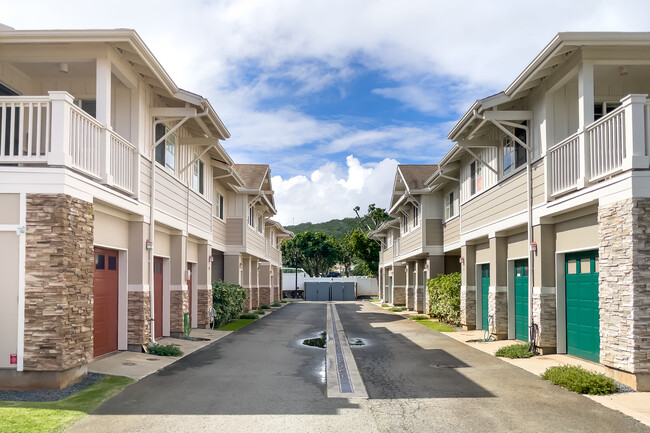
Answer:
xmin=566 ymin=251 xmax=600 ymax=362
xmin=481 ymin=264 xmax=489 ymax=330
xmin=514 ymin=259 xmax=529 ymax=342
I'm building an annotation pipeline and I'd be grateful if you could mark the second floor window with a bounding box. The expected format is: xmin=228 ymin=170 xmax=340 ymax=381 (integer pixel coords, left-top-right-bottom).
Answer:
xmin=412 ymin=205 xmax=419 ymax=227
xmin=249 ymin=206 xmax=255 ymax=227
xmin=470 ymin=160 xmax=482 ymax=196
xmin=214 ymin=192 xmax=224 ymax=219
xmin=155 ymin=123 xmax=176 ymax=173
xmin=258 ymin=215 xmax=263 ymax=233
xmin=402 ymin=213 xmax=409 ymax=234
xmin=503 ymin=127 xmax=527 ymax=176
xmin=192 ymin=156 xmax=204 ymax=194
xmin=445 ymin=191 xmax=455 ymax=220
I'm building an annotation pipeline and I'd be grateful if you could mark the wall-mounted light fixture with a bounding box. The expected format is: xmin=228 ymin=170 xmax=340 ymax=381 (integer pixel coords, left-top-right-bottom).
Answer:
xmin=530 ymin=242 xmax=538 ymax=253
xmin=208 ymin=255 xmax=214 ymax=263
xmin=59 ymin=63 xmax=68 ymax=74
xmin=459 ymin=256 xmax=465 ymax=265
xmin=239 ymin=262 xmax=243 ymax=269
xmin=146 ymin=239 xmax=153 ymax=250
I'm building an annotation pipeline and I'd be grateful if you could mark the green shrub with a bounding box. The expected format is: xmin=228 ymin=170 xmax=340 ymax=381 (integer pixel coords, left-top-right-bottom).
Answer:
xmin=260 ymin=304 xmax=270 ymax=309
xmin=427 ymin=273 xmax=461 ymax=325
xmin=389 ymin=306 xmax=407 ymax=312
xmin=495 ymin=343 xmax=534 ymax=359
xmin=381 ymin=303 xmax=389 ymax=307
xmin=212 ymin=281 xmax=247 ymax=329
xmin=271 ymin=302 xmax=282 ymax=307
xmin=541 ymin=365 xmax=617 ymax=395
xmin=239 ymin=313 xmax=259 ymax=319
xmin=147 ymin=343 xmax=183 ymax=356
xmin=256 ymin=309 xmax=265 ymax=315
xmin=409 ymin=315 xmax=430 ymax=320
xmin=281 ymin=299 xmax=291 ymax=303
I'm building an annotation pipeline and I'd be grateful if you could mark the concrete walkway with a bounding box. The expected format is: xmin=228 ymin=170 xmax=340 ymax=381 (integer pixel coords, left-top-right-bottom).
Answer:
xmin=88 ymin=304 xmax=287 ymax=381
xmin=378 ymin=303 xmax=650 ymax=428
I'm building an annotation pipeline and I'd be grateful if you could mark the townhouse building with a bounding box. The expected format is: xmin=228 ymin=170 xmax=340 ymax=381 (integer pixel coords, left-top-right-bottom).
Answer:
xmin=371 ymin=165 xmax=460 ymax=313
xmin=376 ymin=32 xmax=650 ymax=391
xmin=0 ymin=26 xmax=289 ymax=390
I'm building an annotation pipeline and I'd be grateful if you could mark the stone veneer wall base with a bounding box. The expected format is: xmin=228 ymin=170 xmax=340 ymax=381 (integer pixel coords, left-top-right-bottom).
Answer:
xmin=488 ymin=289 xmax=508 ymax=340
xmin=23 ymin=194 xmax=94 ymax=378
xmin=0 ymin=365 xmax=88 ymax=391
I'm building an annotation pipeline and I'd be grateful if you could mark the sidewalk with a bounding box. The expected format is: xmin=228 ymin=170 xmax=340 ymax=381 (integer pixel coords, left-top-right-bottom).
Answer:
xmin=376 ymin=303 xmax=650 ymax=428
xmin=89 ymin=304 xmax=288 ymax=381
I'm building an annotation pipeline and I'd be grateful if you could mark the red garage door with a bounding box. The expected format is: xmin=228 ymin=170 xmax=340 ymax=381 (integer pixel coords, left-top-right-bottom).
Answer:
xmin=94 ymin=248 xmax=119 ymax=357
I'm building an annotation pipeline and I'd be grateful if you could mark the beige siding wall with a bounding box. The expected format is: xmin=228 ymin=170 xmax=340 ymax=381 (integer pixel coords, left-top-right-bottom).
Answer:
xmin=532 ymin=159 xmax=545 ymax=206
xmin=140 ymin=158 xmax=151 ymax=204
xmin=383 ymin=246 xmax=394 ymax=265
xmin=188 ymin=191 xmax=211 ymax=234
xmin=443 ymin=217 xmax=460 ymax=246
xmin=462 ymin=168 xmax=527 ymax=233
xmin=212 ymin=217 xmax=227 ymax=247
xmin=155 ymin=167 xmax=187 ymax=222
xmin=247 ymin=226 xmax=265 ymax=257
xmin=400 ymin=225 xmax=422 ymax=255
xmin=555 ymin=212 xmax=599 ymax=251
xmin=94 ymin=211 xmax=129 ymax=250
xmin=226 ymin=218 xmax=244 ymax=246
xmin=187 ymin=240 xmax=198 ymax=263
xmin=426 ymin=218 xmax=443 ymax=246
xmin=268 ymin=246 xmax=280 ymax=264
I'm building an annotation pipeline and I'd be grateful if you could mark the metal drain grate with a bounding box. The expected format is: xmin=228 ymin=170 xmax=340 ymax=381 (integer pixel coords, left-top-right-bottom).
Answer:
xmin=430 ymin=363 xmax=460 ymax=368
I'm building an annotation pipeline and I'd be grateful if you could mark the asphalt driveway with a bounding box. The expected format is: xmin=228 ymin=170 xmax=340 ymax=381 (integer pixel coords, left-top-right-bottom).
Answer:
xmin=67 ymin=302 xmax=650 ymax=433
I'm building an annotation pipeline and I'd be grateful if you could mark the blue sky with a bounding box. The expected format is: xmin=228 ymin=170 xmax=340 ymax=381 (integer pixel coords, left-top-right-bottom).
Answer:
xmin=5 ymin=0 xmax=650 ymax=224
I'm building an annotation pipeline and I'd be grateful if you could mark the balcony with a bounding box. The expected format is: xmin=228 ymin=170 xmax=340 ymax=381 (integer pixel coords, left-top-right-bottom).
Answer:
xmin=0 ymin=91 xmax=138 ymax=196
xmin=549 ymin=94 xmax=650 ymax=197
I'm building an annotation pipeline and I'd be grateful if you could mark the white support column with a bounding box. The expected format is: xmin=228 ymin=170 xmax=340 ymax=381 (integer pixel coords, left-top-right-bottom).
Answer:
xmin=96 ymin=57 xmax=112 ymax=128
xmin=577 ymin=61 xmax=594 ymax=187
xmin=47 ymin=91 xmax=73 ymax=166
xmin=622 ymin=94 xmax=650 ymax=170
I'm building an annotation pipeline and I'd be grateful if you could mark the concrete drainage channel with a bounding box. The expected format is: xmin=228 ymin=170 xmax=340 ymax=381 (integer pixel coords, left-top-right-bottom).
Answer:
xmin=325 ymin=303 xmax=368 ymax=398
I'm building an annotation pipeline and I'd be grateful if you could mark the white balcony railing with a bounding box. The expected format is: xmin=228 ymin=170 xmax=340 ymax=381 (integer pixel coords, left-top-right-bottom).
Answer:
xmin=0 ymin=91 xmax=138 ymax=196
xmin=549 ymin=94 xmax=650 ymax=197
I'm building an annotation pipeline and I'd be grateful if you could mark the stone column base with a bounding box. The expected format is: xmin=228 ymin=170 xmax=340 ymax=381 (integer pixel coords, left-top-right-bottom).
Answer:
xmin=460 ymin=286 xmax=476 ymax=329
xmin=197 ymin=289 xmax=211 ymax=328
xmin=170 ymin=290 xmax=189 ymax=337
xmin=259 ymin=286 xmax=271 ymax=306
xmin=393 ymin=286 xmax=406 ymax=306
xmin=489 ymin=287 xmax=508 ymax=340
xmin=532 ymin=287 xmax=557 ymax=350
xmin=128 ymin=291 xmax=151 ymax=347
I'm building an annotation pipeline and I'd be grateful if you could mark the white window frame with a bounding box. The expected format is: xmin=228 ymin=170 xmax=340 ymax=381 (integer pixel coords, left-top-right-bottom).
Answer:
xmin=401 ymin=213 xmax=409 ymax=234
xmin=155 ymin=123 xmax=176 ymax=174
xmin=470 ymin=160 xmax=483 ymax=196
xmin=214 ymin=191 xmax=224 ymax=220
xmin=445 ymin=191 xmax=455 ymax=220
xmin=412 ymin=205 xmax=419 ymax=227
xmin=192 ymin=155 xmax=204 ymax=194
xmin=249 ymin=206 xmax=255 ymax=227
xmin=258 ymin=215 xmax=263 ymax=234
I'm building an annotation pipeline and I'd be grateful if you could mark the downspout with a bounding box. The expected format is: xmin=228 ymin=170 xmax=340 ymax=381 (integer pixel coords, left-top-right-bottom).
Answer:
xmin=148 ymin=113 xmax=194 ymax=344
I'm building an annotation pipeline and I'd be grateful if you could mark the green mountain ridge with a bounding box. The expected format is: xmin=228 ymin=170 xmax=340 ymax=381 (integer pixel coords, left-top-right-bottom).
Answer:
xmin=285 ymin=217 xmax=359 ymax=238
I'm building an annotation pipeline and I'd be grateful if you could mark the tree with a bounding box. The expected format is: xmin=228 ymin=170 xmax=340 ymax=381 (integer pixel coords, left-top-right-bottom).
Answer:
xmin=336 ymin=232 xmax=354 ymax=277
xmin=348 ymin=228 xmax=381 ymax=276
xmin=353 ymin=204 xmax=390 ymax=232
xmin=281 ymin=231 xmax=338 ymax=277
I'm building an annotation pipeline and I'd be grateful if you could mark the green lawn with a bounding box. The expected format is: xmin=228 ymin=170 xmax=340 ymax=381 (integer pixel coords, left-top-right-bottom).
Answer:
xmin=0 ymin=375 xmax=133 ymax=433
xmin=414 ymin=319 xmax=457 ymax=332
xmin=217 ymin=318 xmax=256 ymax=331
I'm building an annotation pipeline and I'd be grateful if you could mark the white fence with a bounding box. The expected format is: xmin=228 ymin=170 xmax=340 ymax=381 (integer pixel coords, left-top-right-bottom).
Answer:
xmin=303 ymin=277 xmax=378 ymax=297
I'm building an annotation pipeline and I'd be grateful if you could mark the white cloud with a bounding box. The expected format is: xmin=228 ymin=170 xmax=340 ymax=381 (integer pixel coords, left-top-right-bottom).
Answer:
xmin=272 ymin=155 xmax=398 ymax=225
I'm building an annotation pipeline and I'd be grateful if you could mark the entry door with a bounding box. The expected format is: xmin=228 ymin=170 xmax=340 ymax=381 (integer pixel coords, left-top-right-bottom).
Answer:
xmin=481 ymin=264 xmax=490 ymax=330
xmin=187 ymin=263 xmax=193 ymax=327
xmin=514 ymin=259 xmax=529 ymax=341
xmin=94 ymin=248 xmax=119 ymax=357
xmin=566 ymin=251 xmax=600 ymax=362
xmin=154 ymin=257 xmax=164 ymax=338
